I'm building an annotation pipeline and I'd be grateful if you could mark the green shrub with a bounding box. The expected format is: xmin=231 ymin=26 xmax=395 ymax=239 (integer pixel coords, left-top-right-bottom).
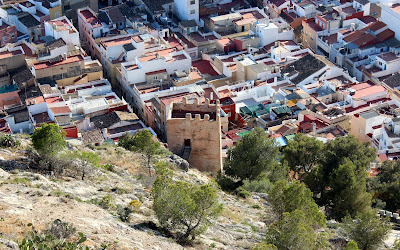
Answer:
xmin=19 ymin=220 xmax=87 ymax=250
xmin=46 ymin=219 xmax=76 ymax=239
xmin=9 ymin=177 xmax=31 ymax=186
xmin=31 ymin=123 xmax=66 ymax=156
xmin=98 ymin=195 xmax=115 ymax=210
xmin=128 ymin=200 xmax=142 ymax=213
xmin=216 ymin=171 xmax=240 ymax=191
xmin=242 ymin=176 xmax=272 ymax=193
xmin=111 ymin=187 xmax=128 ymax=194
xmin=52 ymin=189 xmax=68 ymax=197
xmin=102 ymin=164 xmax=116 ymax=172
xmin=116 ymin=205 xmax=132 ymax=222
xmin=235 ymin=187 xmax=250 ymax=199
xmin=0 ymin=134 xmax=20 ymax=148
xmin=152 ymin=165 xmax=222 ymax=242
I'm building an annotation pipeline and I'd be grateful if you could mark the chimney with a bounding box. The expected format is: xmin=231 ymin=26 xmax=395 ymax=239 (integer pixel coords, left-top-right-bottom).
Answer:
xmin=102 ymin=128 xmax=108 ymax=138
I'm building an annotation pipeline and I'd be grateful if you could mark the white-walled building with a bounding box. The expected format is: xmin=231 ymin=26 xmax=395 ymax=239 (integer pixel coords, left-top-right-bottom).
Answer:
xmin=174 ymin=0 xmax=199 ymax=23
xmin=255 ymin=19 xmax=294 ymax=47
xmin=120 ymin=48 xmax=191 ymax=85
xmin=44 ymin=16 xmax=80 ymax=46
xmin=380 ymin=2 xmax=400 ymax=40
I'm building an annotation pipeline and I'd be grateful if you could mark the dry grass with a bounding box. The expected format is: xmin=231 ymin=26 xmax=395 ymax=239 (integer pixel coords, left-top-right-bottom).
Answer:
xmin=93 ymin=146 xmax=147 ymax=175
xmin=221 ymin=205 xmax=243 ymax=223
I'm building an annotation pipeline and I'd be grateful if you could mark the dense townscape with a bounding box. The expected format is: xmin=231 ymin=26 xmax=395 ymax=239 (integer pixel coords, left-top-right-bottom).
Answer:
xmin=0 ymin=0 xmax=400 ymax=248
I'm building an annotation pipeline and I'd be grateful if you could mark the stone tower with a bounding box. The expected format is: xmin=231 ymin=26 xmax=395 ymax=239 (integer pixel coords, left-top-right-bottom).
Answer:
xmin=166 ymin=97 xmax=222 ymax=172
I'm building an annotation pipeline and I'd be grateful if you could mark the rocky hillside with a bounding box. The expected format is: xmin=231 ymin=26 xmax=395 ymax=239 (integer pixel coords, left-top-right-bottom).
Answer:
xmin=0 ymin=140 xmax=270 ymax=249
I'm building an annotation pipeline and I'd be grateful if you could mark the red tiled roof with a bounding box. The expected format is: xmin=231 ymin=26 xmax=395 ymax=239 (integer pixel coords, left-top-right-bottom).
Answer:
xmin=376 ymin=29 xmax=395 ymax=41
xmin=166 ymin=36 xmax=182 ymax=48
xmin=269 ymin=0 xmax=288 ymax=7
xmin=45 ymin=96 xmax=62 ymax=104
xmin=359 ymin=16 xmax=376 ymax=24
xmin=303 ymin=18 xmax=322 ymax=32
xmin=0 ymin=22 xmax=10 ymax=30
xmin=304 ymin=114 xmax=317 ymax=121
xmin=190 ymin=32 xmax=218 ymax=43
xmin=159 ymin=92 xmax=191 ymax=106
xmin=48 ymin=18 xmax=76 ymax=34
xmin=33 ymin=55 xmax=84 ymax=70
xmin=0 ymin=50 xmax=22 ymax=59
xmin=263 ymin=40 xmax=297 ymax=52
xmin=50 ymin=106 xmax=71 ymax=114
xmin=299 ymin=121 xmax=313 ymax=130
xmin=339 ymin=28 xmax=351 ymax=35
xmin=19 ymin=43 xmax=36 ymax=58
xmin=341 ymin=6 xmax=357 ymax=14
xmin=145 ymin=69 xmax=167 ymax=75
xmin=343 ymin=30 xmax=363 ymax=42
xmin=132 ymin=35 xmax=143 ymax=43
xmin=351 ymin=82 xmax=372 ymax=90
xmin=176 ymin=33 xmax=196 ymax=49
xmin=101 ymin=36 xmax=132 ymax=48
xmin=26 ymin=96 xmax=44 ymax=105
xmin=192 ymin=60 xmax=219 ymax=76
xmin=35 ymin=10 xmax=45 ymax=17
xmin=33 ymin=112 xmax=51 ymax=124
xmin=351 ymin=33 xmax=377 ymax=47
xmin=79 ymin=9 xmax=101 ymax=28
xmin=235 ymin=16 xmax=257 ymax=26
xmin=365 ymin=21 xmax=386 ymax=32
xmin=352 ymin=85 xmax=386 ymax=99
xmin=391 ymin=3 xmax=400 ymax=14
xmin=217 ymin=38 xmax=235 ymax=47
xmin=377 ymin=52 xmax=398 ymax=62
xmin=321 ymin=33 xmax=337 ymax=45
xmin=126 ymin=64 xmax=138 ymax=70
xmin=378 ymin=154 xmax=388 ymax=162
xmin=0 ymin=119 xmax=11 ymax=133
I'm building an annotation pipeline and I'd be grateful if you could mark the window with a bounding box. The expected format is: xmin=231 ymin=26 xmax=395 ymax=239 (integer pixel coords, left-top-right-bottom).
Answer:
xmin=153 ymin=75 xmax=158 ymax=80
xmin=55 ymin=12 xmax=60 ymax=18
xmin=190 ymin=9 xmax=195 ymax=14
xmin=190 ymin=0 xmax=195 ymax=4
